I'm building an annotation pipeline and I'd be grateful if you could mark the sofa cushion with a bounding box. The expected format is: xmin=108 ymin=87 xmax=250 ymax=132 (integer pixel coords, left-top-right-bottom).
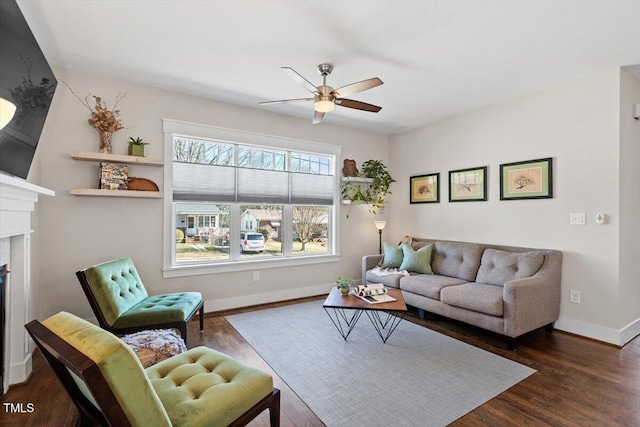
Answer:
xmin=399 ymin=274 xmax=467 ymax=300
xmin=431 ymin=241 xmax=483 ymax=282
xmin=365 ymin=270 xmax=404 ymax=288
xmin=476 ymin=249 xmax=544 ymax=286
xmin=380 ymin=242 xmax=404 ymax=268
xmin=440 ymin=283 xmax=504 ymax=317
xmin=399 ymin=243 xmax=434 ymax=274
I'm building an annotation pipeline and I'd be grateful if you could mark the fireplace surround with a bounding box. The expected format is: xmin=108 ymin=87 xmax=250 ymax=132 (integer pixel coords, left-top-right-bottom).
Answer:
xmin=0 ymin=265 xmax=7 ymax=391
xmin=0 ymin=173 xmax=53 ymax=393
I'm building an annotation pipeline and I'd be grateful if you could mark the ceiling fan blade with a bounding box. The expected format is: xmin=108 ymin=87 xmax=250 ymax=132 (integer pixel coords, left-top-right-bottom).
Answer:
xmin=332 ymin=77 xmax=383 ymax=97
xmin=259 ymin=98 xmax=314 ymax=105
xmin=282 ymin=67 xmax=319 ymax=95
xmin=313 ymin=110 xmax=325 ymax=124
xmin=335 ymin=98 xmax=382 ymax=113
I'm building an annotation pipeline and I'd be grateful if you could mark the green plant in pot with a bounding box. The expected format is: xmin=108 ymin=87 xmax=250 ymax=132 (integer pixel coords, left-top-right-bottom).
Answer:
xmin=128 ymin=136 xmax=149 ymax=157
xmin=336 ymin=277 xmax=353 ymax=295
xmin=340 ymin=159 xmax=395 ymax=218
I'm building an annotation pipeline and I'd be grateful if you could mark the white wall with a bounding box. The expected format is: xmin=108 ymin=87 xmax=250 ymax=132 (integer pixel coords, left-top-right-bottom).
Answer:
xmin=34 ymin=69 xmax=387 ymax=320
xmin=388 ymin=69 xmax=634 ymax=345
xmin=618 ymin=69 xmax=640 ymax=343
xmin=31 ymin=67 xmax=638 ymax=345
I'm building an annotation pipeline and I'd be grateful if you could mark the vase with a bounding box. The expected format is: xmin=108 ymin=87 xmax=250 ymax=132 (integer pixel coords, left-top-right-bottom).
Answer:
xmin=99 ymin=130 xmax=113 ymax=154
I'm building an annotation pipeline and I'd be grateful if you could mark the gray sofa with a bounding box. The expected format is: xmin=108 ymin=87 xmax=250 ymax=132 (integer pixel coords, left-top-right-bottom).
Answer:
xmin=362 ymin=238 xmax=562 ymax=348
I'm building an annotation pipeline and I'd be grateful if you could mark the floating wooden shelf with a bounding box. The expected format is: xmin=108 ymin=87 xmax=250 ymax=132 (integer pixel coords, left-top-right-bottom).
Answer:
xmin=340 ymin=176 xmax=374 ymax=183
xmin=70 ymin=151 xmax=163 ymax=167
xmin=340 ymin=176 xmax=374 ymax=204
xmin=70 ymin=151 xmax=164 ymax=198
xmin=70 ymin=189 xmax=163 ymax=198
xmin=341 ymin=199 xmax=368 ymax=205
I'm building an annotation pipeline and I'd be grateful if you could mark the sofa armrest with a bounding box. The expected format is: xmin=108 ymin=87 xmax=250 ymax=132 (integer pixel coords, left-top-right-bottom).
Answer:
xmin=362 ymin=254 xmax=383 ymax=284
xmin=503 ymin=250 xmax=562 ymax=338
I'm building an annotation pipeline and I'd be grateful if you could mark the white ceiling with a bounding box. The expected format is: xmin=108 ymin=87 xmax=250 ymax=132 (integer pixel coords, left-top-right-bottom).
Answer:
xmin=16 ymin=0 xmax=640 ymax=135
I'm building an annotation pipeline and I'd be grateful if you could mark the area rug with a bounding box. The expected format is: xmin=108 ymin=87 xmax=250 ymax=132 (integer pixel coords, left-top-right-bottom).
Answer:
xmin=227 ymin=301 xmax=535 ymax=427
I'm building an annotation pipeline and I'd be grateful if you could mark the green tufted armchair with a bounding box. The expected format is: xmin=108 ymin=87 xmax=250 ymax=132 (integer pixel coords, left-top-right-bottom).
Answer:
xmin=76 ymin=257 xmax=204 ymax=342
xmin=26 ymin=312 xmax=280 ymax=427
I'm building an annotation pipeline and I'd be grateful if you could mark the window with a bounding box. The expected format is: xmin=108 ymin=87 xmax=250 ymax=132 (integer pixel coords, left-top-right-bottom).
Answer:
xmin=163 ymin=121 xmax=340 ymax=275
xmin=176 ymin=203 xmax=230 ymax=263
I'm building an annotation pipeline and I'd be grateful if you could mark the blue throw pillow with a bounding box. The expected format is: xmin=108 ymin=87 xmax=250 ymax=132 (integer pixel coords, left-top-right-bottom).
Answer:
xmin=380 ymin=242 xmax=404 ymax=268
xmin=400 ymin=243 xmax=434 ymax=274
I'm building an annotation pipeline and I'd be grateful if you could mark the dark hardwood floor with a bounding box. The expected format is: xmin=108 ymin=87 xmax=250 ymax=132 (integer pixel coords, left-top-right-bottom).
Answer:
xmin=2 ymin=295 xmax=639 ymax=426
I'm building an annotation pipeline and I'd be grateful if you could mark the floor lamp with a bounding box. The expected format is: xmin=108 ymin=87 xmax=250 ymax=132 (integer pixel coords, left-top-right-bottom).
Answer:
xmin=374 ymin=221 xmax=386 ymax=254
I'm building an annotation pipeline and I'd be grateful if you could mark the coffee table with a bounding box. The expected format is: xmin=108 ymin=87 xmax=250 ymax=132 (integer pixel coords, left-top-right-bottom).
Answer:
xmin=322 ymin=287 xmax=407 ymax=343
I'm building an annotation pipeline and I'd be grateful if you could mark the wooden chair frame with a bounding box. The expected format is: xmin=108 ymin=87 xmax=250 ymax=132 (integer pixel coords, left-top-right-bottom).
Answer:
xmin=25 ymin=319 xmax=281 ymax=427
xmin=76 ymin=270 xmax=204 ymax=342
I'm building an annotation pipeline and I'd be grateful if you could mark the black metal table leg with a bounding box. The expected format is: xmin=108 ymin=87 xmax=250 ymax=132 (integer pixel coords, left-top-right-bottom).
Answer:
xmin=323 ymin=307 xmax=364 ymax=341
xmin=365 ymin=310 xmax=405 ymax=343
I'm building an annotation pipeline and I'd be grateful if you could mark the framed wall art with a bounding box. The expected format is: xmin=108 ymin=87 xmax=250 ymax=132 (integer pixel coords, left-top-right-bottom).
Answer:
xmin=449 ymin=166 xmax=487 ymax=202
xmin=410 ymin=173 xmax=439 ymax=203
xmin=500 ymin=157 xmax=553 ymax=200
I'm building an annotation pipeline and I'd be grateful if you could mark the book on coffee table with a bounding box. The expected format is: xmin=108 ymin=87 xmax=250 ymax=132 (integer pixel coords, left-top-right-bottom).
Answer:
xmin=349 ymin=284 xmax=397 ymax=304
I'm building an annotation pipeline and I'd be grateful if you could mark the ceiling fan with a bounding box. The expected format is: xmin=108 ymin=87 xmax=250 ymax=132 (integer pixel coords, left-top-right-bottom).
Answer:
xmin=259 ymin=64 xmax=383 ymax=124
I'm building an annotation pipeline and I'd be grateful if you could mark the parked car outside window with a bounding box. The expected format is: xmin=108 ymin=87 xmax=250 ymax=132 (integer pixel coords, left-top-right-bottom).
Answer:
xmin=240 ymin=231 xmax=265 ymax=253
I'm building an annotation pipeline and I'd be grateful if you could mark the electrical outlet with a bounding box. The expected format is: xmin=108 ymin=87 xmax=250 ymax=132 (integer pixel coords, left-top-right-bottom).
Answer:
xmin=253 ymin=271 xmax=260 ymax=282
xmin=570 ymin=213 xmax=586 ymax=225
xmin=570 ymin=290 xmax=581 ymax=304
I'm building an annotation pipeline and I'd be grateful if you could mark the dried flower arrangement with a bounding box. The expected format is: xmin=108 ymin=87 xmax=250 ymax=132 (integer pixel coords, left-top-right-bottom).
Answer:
xmin=87 ymin=95 xmax=124 ymax=132
xmin=60 ymin=80 xmax=125 ymax=153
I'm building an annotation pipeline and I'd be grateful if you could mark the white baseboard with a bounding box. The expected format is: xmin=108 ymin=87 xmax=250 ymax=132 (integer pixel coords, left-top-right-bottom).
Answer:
xmin=620 ymin=317 xmax=640 ymax=346
xmin=204 ymin=283 xmax=335 ymax=312
xmin=7 ymin=351 xmax=32 ymax=390
xmin=555 ymin=316 xmax=640 ymax=346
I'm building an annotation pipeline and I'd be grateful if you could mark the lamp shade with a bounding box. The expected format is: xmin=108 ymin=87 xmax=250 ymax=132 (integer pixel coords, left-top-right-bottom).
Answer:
xmin=0 ymin=97 xmax=17 ymax=130
xmin=374 ymin=221 xmax=386 ymax=230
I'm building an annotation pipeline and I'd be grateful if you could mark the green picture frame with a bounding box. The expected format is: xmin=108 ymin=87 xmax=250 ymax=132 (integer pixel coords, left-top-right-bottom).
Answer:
xmin=410 ymin=173 xmax=439 ymax=204
xmin=449 ymin=166 xmax=487 ymax=202
xmin=500 ymin=157 xmax=553 ymax=200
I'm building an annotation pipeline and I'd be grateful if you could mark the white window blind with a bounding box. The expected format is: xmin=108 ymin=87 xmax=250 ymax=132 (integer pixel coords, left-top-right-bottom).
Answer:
xmin=291 ymin=173 xmax=333 ymax=205
xmin=173 ymin=163 xmax=333 ymax=205
xmin=173 ymin=162 xmax=236 ymax=201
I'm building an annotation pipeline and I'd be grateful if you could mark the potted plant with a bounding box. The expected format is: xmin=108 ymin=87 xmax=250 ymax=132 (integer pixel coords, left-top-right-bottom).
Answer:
xmin=335 ymin=277 xmax=353 ymax=295
xmin=340 ymin=159 xmax=395 ymax=217
xmin=128 ymin=136 xmax=149 ymax=157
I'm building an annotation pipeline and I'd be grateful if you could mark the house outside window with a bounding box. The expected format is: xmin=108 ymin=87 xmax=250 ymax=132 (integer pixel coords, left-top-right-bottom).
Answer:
xmin=163 ymin=120 xmax=340 ymax=276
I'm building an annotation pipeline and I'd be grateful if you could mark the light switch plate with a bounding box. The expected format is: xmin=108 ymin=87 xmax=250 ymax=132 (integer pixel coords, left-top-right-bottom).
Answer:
xmin=570 ymin=213 xmax=586 ymax=225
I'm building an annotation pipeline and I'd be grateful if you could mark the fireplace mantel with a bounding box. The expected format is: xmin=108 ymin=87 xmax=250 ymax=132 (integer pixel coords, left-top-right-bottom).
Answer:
xmin=0 ymin=173 xmax=54 ymax=238
xmin=0 ymin=172 xmax=54 ymax=392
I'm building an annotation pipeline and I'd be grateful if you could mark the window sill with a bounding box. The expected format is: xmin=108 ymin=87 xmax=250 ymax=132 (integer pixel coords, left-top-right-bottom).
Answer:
xmin=163 ymin=254 xmax=340 ymax=278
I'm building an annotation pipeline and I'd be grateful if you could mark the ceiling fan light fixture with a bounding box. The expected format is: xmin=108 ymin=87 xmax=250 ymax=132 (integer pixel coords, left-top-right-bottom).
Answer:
xmin=0 ymin=97 xmax=17 ymax=130
xmin=314 ymin=95 xmax=335 ymax=113
xmin=262 ymin=65 xmax=383 ymax=123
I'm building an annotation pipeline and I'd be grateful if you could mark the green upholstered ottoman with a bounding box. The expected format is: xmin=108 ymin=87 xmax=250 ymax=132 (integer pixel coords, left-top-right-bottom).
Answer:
xmin=146 ymin=347 xmax=274 ymax=427
xmin=121 ymin=329 xmax=187 ymax=368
